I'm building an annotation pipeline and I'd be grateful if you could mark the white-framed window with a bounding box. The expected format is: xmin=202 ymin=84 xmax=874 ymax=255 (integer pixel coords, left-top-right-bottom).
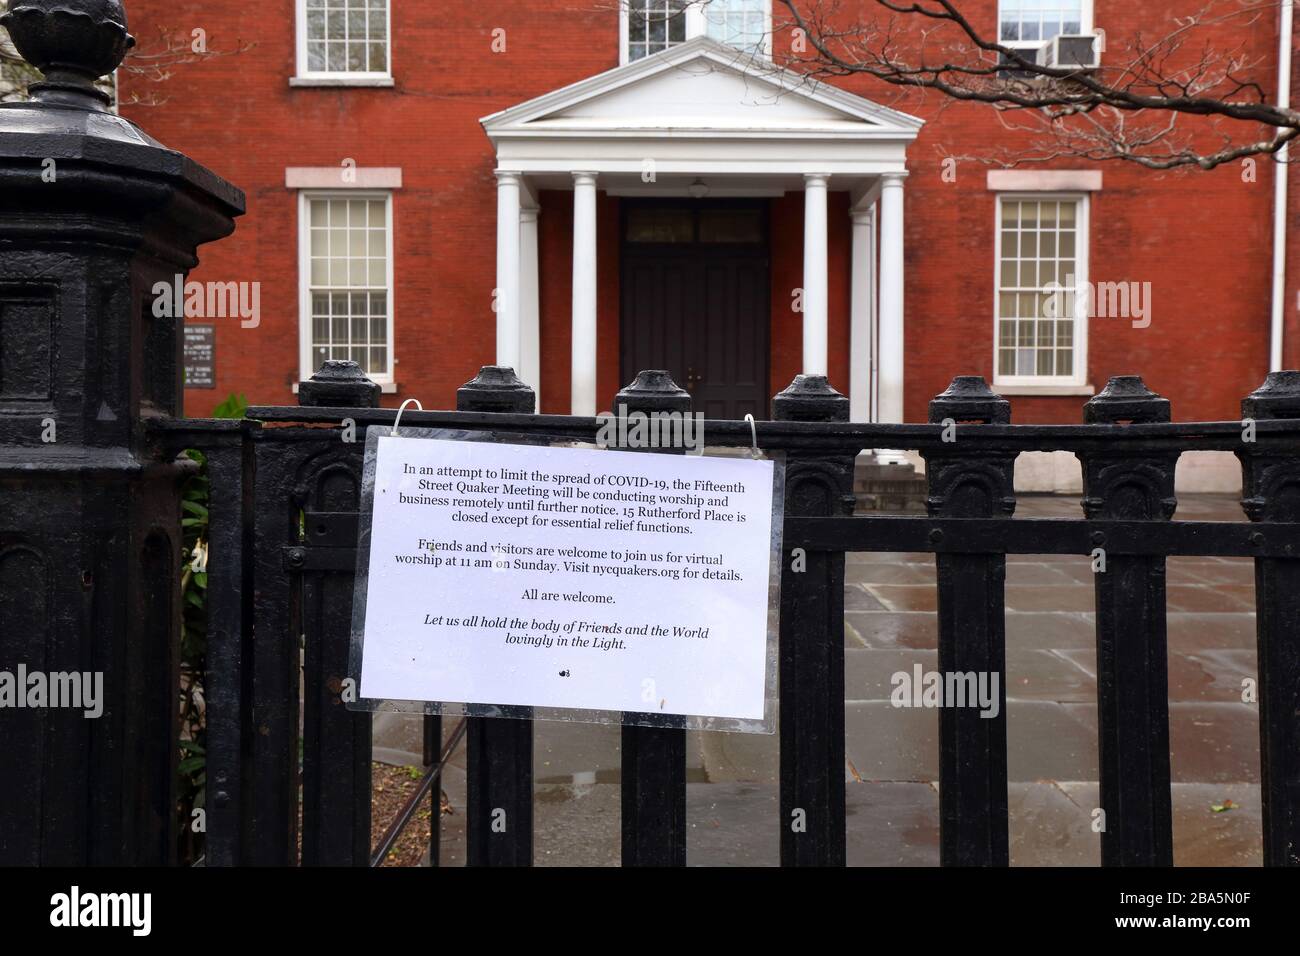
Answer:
xmin=621 ymin=0 xmax=772 ymax=64
xmin=998 ymin=0 xmax=1092 ymax=51
xmin=993 ymin=194 xmax=1089 ymax=386
xmin=299 ymin=192 xmax=395 ymax=384
xmin=296 ymin=0 xmax=391 ymax=80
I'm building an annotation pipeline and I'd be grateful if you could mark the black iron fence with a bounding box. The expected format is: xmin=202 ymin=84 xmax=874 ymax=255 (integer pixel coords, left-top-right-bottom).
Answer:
xmin=153 ymin=361 xmax=1300 ymax=868
xmin=3 ymin=0 xmax=1298 ymax=871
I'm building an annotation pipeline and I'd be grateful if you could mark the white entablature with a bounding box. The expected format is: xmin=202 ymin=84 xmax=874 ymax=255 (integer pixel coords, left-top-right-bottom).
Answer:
xmin=481 ymin=36 xmax=922 ymax=180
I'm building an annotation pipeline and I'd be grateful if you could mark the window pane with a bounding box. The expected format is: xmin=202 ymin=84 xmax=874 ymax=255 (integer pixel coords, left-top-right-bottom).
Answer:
xmin=996 ymin=196 xmax=1082 ymax=379
xmin=699 ymin=209 xmax=763 ymax=243
xmin=303 ymin=193 xmax=392 ymax=376
xmin=306 ymin=0 xmax=388 ymax=73
xmin=630 ymin=2 xmax=647 ymax=42
xmin=706 ymin=0 xmax=767 ymax=53
xmin=626 ymin=208 xmax=693 ymax=242
xmin=999 ymin=0 xmax=1084 ymax=46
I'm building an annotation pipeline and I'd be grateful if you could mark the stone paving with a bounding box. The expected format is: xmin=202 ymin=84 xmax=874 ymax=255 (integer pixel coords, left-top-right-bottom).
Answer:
xmin=373 ymin=494 xmax=1265 ymax=866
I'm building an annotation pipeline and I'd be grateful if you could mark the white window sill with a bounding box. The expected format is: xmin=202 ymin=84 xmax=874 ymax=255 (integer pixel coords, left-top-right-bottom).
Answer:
xmin=292 ymin=380 xmax=398 ymax=395
xmin=290 ymin=76 xmax=395 ymax=88
xmin=995 ymin=384 xmax=1096 ymax=397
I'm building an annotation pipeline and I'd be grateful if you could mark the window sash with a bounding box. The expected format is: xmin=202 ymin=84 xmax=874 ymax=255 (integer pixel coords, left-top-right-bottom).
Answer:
xmin=993 ymin=194 xmax=1088 ymax=386
xmin=297 ymin=0 xmax=391 ymax=78
xmin=622 ymin=0 xmax=771 ymax=64
xmin=703 ymin=0 xmax=769 ymax=54
xmin=998 ymin=0 xmax=1091 ymax=48
xmin=300 ymin=192 xmax=395 ymax=382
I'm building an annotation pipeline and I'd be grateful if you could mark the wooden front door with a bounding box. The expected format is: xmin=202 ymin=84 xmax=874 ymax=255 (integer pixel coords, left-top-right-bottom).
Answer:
xmin=620 ymin=201 xmax=770 ymax=420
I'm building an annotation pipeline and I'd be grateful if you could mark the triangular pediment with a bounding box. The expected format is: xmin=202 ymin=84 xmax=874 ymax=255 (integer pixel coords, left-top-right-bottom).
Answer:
xmin=482 ymin=37 xmax=922 ymax=139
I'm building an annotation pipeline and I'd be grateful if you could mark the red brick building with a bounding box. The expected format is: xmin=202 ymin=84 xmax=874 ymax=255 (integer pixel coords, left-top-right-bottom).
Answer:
xmin=115 ymin=1 xmax=1299 ymax=486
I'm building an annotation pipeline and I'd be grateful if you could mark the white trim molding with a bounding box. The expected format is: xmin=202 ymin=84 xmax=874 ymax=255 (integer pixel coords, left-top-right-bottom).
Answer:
xmin=296 ymin=190 xmax=397 ymax=387
xmin=987 ymin=169 xmax=1103 ymax=192
xmin=285 ymin=167 xmax=403 ymax=190
xmin=294 ymin=0 xmax=393 ymax=84
xmin=482 ymin=37 xmax=921 ymax=180
xmin=289 ymin=76 xmax=395 ymax=88
xmin=992 ymin=192 xmax=1091 ymax=390
xmin=997 ymin=384 xmax=1095 ymax=396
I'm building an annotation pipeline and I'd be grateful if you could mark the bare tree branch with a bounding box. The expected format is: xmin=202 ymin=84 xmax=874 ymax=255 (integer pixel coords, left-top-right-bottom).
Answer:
xmin=770 ymin=0 xmax=1298 ymax=170
xmin=0 ymin=3 xmax=254 ymax=108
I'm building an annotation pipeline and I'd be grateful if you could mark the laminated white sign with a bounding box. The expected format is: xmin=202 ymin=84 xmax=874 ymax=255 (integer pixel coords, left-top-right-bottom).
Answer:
xmin=349 ymin=430 xmax=782 ymax=733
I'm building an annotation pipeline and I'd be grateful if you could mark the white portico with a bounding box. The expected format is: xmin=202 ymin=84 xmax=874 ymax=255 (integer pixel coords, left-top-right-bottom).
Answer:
xmin=481 ymin=37 xmax=922 ymax=420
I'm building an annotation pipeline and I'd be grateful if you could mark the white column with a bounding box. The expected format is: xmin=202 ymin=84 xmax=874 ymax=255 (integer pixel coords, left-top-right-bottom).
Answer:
xmin=878 ymin=173 xmax=906 ymax=426
xmin=802 ymin=174 xmax=830 ymax=376
xmin=495 ymin=171 xmax=522 ymax=370
xmin=520 ymin=207 xmax=540 ymax=407
xmin=849 ymin=204 xmax=876 ymax=424
xmin=571 ymin=172 xmax=598 ymax=416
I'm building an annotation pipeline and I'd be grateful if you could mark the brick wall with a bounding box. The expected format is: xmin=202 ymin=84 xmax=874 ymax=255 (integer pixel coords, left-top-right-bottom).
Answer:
xmin=118 ymin=0 xmax=1290 ymax=423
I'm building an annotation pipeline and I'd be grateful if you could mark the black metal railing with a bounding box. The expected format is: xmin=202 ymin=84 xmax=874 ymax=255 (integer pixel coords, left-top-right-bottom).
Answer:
xmin=156 ymin=363 xmax=1300 ymax=868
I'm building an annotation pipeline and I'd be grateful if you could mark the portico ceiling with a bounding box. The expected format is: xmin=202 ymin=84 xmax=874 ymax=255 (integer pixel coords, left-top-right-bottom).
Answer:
xmin=481 ymin=37 xmax=924 ymax=183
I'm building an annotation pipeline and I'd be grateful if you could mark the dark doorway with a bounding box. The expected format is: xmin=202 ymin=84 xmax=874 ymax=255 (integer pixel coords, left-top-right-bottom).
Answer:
xmin=620 ymin=200 xmax=770 ymax=420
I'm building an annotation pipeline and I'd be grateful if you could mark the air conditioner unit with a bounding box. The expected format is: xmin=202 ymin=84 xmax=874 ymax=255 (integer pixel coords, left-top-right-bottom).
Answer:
xmin=1037 ymin=33 xmax=1102 ymax=70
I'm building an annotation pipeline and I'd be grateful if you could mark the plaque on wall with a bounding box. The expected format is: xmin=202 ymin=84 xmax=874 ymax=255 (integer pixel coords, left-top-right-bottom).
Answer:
xmin=183 ymin=324 xmax=216 ymax=390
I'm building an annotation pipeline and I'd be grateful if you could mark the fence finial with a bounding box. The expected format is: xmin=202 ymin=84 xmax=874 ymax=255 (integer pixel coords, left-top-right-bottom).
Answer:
xmin=457 ymin=365 xmax=535 ymax=413
xmin=928 ymin=376 xmax=1010 ymax=424
xmin=1242 ymin=370 xmax=1300 ymax=421
xmin=773 ymin=373 xmax=849 ymax=423
xmin=615 ymin=369 xmax=690 ymax=416
xmin=298 ymin=359 xmax=381 ymax=408
xmin=0 ymin=0 xmax=136 ymax=109
xmin=1085 ymin=375 xmax=1171 ymax=424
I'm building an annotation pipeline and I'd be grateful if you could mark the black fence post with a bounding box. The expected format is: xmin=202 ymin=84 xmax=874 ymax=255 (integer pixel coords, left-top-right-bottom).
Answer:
xmin=298 ymin=361 xmax=380 ymax=866
xmin=423 ymin=712 xmax=442 ymax=866
xmin=773 ymin=374 xmax=853 ymax=867
xmin=201 ymin=427 xmax=253 ymax=866
xmin=1080 ymin=377 xmax=1176 ymax=865
xmin=0 ymin=1 xmax=242 ymax=864
xmin=1238 ymin=370 xmax=1300 ymax=866
xmin=617 ymin=370 xmax=692 ymax=867
xmin=459 ymin=366 xmax=536 ymax=867
xmin=924 ymin=377 xmax=1013 ymax=866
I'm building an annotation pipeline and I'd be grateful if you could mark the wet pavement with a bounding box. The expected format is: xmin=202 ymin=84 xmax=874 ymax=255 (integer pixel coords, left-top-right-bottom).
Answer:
xmin=373 ymin=494 xmax=1264 ymax=866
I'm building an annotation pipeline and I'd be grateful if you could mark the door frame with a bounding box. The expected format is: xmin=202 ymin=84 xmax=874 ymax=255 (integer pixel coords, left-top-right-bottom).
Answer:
xmin=618 ymin=198 xmax=771 ymax=411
